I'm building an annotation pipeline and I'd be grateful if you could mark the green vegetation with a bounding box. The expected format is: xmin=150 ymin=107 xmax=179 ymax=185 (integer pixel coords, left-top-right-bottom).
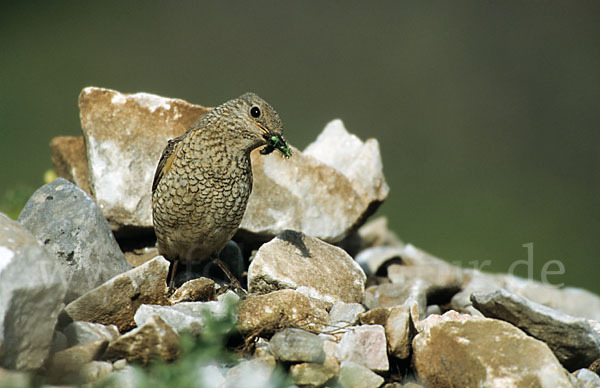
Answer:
xmin=0 ymin=185 xmax=34 ymax=220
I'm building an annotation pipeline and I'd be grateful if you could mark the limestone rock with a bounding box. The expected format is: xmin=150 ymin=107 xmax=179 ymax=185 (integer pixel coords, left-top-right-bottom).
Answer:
xmin=237 ymin=289 xmax=329 ymax=335
xmin=338 ymin=325 xmax=389 ymax=372
xmin=471 ymin=288 xmax=600 ymax=371
xmin=290 ymin=361 xmax=339 ymax=387
xmin=63 ymin=256 xmax=170 ymax=332
xmin=103 ymin=316 xmax=179 ymax=363
xmin=364 ymin=281 xmax=427 ymax=318
xmin=240 ymin=119 xmax=389 ymax=243
xmin=63 ymin=321 xmax=120 ymax=347
xmin=80 ymin=360 xmax=114 ymax=384
xmin=169 ymin=277 xmax=216 ymax=304
xmin=0 ymin=213 xmax=67 ymax=370
xmin=268 ymin=328 xmax=325 ymax=363
xmin=222 ymin=357 xmax=276 ymax=388
xmin=329 ymin=302 xmax=366 ymax=327
xmin=355 ymin=246 xmax=405 ymax=276
xmin=50 ymin=136 xmax=90 ymax=194
xmin=134 ymin=291 xmax=239 ymax=335
xmin=412 ymin=311 xmax=573 ymax=387
xmin=360 ymin=305 xmax=414 ymax=359
xmin=336 ymin=362 xmax=385 ymax=388
xmin=248 ymin=230 xmax=366 ymax=307
xmin=18 ymin=178 xmax=131 ymax=303
xmin=572 ymin=368 xmax=600 ymax=388
xmin=79 ymin=87 xmax=210 ymax=232
xmin=47 ymin=340 xmax=108 ymax=384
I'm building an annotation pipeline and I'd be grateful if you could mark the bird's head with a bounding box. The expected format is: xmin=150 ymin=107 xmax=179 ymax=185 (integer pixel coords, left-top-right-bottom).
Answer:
xmin=232 ymin=92 xmax=291 ymax=158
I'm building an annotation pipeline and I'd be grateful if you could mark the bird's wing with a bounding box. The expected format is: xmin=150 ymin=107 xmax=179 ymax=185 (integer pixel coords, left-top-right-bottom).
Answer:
xmin=152 ymin=134 xmax=185 ymax=194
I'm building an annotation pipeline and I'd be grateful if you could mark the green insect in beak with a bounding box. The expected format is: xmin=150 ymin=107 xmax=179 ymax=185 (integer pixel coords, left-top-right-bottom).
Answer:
xmin=261 ymin=133 xmax=292 ymax=158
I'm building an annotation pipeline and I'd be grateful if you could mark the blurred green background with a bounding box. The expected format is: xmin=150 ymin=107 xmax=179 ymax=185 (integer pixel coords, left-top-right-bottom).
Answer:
xmin=1 ymin=2 xmax=598 ymax=293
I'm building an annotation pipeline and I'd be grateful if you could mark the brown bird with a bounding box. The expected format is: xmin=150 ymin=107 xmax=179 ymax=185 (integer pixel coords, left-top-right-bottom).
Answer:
xmin=152 ymin=92 xmax=291 ymax=288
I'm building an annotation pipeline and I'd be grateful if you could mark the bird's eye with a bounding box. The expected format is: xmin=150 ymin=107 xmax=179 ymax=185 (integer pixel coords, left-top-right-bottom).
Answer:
xmin=250 ymin=106 xmax=261 ymax=118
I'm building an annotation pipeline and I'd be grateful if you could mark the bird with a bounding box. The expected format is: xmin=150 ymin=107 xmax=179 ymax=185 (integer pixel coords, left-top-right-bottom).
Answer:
xmin=151 ymin=92 xmax=291 ymax=289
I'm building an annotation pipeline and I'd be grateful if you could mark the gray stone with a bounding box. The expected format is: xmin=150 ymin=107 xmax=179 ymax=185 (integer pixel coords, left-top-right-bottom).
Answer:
xmin=0 ymin=368 xmax=32 ymax=387
xmin=80 ymin=360 xmax=113 ymax=383
xmin=471 ymin=288 xmax=600 ymax=371
xmin=63 ymin=321 xmax=120 ymax=347
xmin=18 ymin=178 xmax=131 ymax=303
xmin=0 ymin=212 xmax=67 ymax=371
xmin=248 ymin=230 xmax=366 ymax=307
xmin=364 ymin=281 xmax=428 ymax=318
xmin=103 ymin=316 xmax=179 ymax=363
xmin=134 ymin=291 xmax=239 ymax=335
xmin=98 ymin=364 xmax=144 ymax=388
xmin=63 ymin=256 xmax=170 ymax=332
xmin=412 ymin=311 xmax=573 ymax=387
xmin=240 ymin=119 xmax=389 ymax=243
xmin=572 ymin=368 xmax=600 ymax=388
xmin=387 ymin=263 xmax=463 ymax=297
xmin=79 ymin=87 xmax=210 ymax=232
xmin=222 ymin=357 xmax=276 ymax=388
xmin=337 ymin=362 xmax=385 ymax=388
xmin=338 ymin=325 xmax=389 ymax=372
xmin=237 ymin=289 xmax=329 ymax=335
xmin=51 ymin=330 xmax=68 ymax=353
xmin=47 ymin=339 xmax=108 ymax=384
xmin=329 ymin=301 xmax=366 ymax=326
xmin=359 ymin=305 xmax=414 ymax=359
xmin=355 ymin=246 xmax=405 ymax=276
xmin=290 ymin=361 xmax=339 ymax=387
xmin=268 ymin=328 xmax=325 ymax=363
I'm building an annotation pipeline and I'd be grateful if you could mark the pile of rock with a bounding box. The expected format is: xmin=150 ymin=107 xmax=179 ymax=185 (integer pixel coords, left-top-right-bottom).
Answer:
xmin=1 ymin=87 xmax=599 ymax=388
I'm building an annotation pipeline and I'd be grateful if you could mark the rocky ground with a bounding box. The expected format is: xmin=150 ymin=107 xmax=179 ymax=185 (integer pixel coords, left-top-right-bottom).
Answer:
xmin=1 ymin=87 xmax=599 ymax=388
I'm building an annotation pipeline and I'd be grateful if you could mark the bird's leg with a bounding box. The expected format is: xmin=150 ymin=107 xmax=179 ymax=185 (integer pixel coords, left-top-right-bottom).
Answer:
xmin=211 ymin=257 xmax=245 ymax=294
xmin=168 ymin=259 xmax=179 ymax=292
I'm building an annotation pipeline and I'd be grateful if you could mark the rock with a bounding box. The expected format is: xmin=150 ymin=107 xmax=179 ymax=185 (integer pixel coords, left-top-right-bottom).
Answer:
xmin=471 ymin=288 xmax=600 ymax=371
xmin=268 ymin=328 xmax=325 ymax=363
xmin=304 ymin=119 xmax=388 ymax=201
xmin=329 ymin=302 xmax=366 ymax=327
xmin=237 ymin=289 xmax=329 ymax=335
xmin=360 ymin=305 xmax=414 ymax=359
xmin=364 ymin=281 xmax=427 ymax=318
xmin=169 ymin=277 xmax=217 ymax=304
xmin=124 ymin=246 xmax=159 ymax=267
xmin=337 ymin=216 xmax=402 ymax=257
xmin=63 ymin=256 xmax=170 ymax=332
xmin=387 ymin=263 xmax=463 ymax=298
xmin=80 ymin=360 xmax=113 ymax=384
xmin=112 ymin=358 xmax=128 ymax=370
xmin=222 ymin=357 xmax=276 ymax=388
xmin=290 ymin=361 xmax=339 ymax=387
xmin=63 ymin=321 xmax=120 ymax=347
xmin=51 ymin=330 xmax=68 ymax=353
xmin=78 ymin=87 xmax=210 ymax=232
xmin=50 ymin=135 xmax=91 ymax=194
xmin=240 ymin=119 xmax=389 ymax=244
xmin=457 ymin=270 xmax=600 ymax=321
xmin=174 ymin=241 xmax=245 ymax=287
xmin=0 ymin=212 xmax=67 ymax=370
xmin=412 ymin=311 xmax=573 ymax=387
xmin=336 ymin=361 xmax=385 ymax=388
xmin=338 ymin=325 xmax=389 ymax=372
xmin=0 ymin=368 xmax=33 ymax=387
xmin=98 ymin=364 xmax=144 ymax=388
xmin=46 ymin=340 xmax=108 ymax=384
xmin=103 ymin=316 xmax=179 ymax=363
xmin=134 ymin=291 xmax=239 ymax=335
xmin=18 ymin=178 xmax=131 ymax=303
xmin=355 ymin=246 xmax=405 ymax=277
xmin=194 ymin=364 xmax=226 ymax=388
xmin=572 ymin=368 xmax=600 ymax=388
xmin=248 ymin=230 xmax=366 ymax=307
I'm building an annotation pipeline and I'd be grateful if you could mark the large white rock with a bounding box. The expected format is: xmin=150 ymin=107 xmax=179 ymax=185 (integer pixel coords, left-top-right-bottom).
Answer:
xmin=79 ymin=87 xmax=210 ymax=232
xmin=0 ymin=213 xmax=67 ymax=370
xmin=241 ymin=119 xmax=389 ymax=242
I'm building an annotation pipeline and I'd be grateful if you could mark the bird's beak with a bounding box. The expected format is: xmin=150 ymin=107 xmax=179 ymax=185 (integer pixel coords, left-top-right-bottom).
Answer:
xmin=257 ymin=123 xmax=292 ymax=158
